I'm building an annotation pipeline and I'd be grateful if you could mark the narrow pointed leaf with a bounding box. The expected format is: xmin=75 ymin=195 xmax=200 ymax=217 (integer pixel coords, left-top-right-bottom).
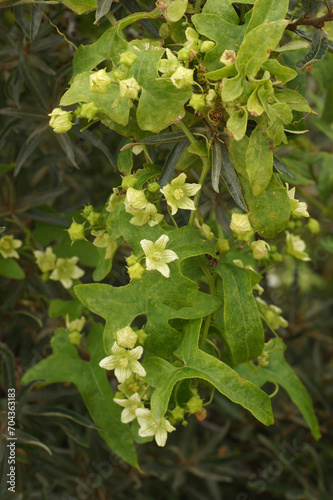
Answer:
xmin=23 ymin=406 xmax=99 ymax=429
xmin=159 ymin=140 xmax=190 ymax=188
xmin=296 ymin=29 xmax=329 ymax=70
xmin=219 ymin=142 xmax=247 ymax=211
xmin=95 ymin=0 xmax=113 ymax=23
xmin=273 ymin=156 xmax=295 ymax=179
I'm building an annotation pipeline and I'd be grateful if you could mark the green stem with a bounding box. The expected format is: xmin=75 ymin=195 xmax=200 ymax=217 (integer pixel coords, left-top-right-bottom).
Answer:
xmin=203 ymin=386 xmax=216 ymax=407
xmin=177 ymin=121 xmax=197 ymax=144
xmin=195 ymin=0 xmax=203 ymax=15
xmin=188 ymin=155 xmax=211 ymax=226
xmin=167 ymin=206 xmax=179 ymax=228
xmin=106 ymin=12 xmax=117 ymax=25
xmin=199 ymin=313 xmax=212 ymax=349
xmin=195 ymin=256 xmax=216 ymax=294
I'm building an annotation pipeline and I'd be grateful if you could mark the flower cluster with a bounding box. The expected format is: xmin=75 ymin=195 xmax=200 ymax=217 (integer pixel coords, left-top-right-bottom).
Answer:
xmin=34 ymin=246 xmax=84 ymax=288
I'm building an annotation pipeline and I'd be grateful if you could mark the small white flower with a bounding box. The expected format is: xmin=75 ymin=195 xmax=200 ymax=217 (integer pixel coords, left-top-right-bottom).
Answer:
xmin=113 ymin=393 xmax=144 ymax=423
xmin=256 ymin=297 xmax=288 ymax=330
xmin=251 ymin=240 xmax=270 ymax=260
xmin=286 ymin=184 xmax=309 ymax=217
xmin=99 ymin=342 xmax=146 ymax=383
xmin=135 ymin=408 xmax=176 ymax=447
xmin=65 ymin=315 xmax=86 ymax=333
xmin=116 ymin=326 xmax=138 ymax=349
xmin=124 ymin=188 xmax=148 ymax=213
xmin=286 ymin=231 xmax=310 ymax=261
xmin=34 ymin=246 xmax=56 ymax=272
xmin=170 ymin=66 xmax=194 ymax=89
xmin=129 ymin=203 xmax=164 ymax=227
xmin=230 ymin=213 xmax=254 ymax=241
xmin=140 ymin=235 xmax=178 ymax=278
xmin=160 ymin=173 xmax=201 ymax=215
xmin=119 ymin=77 xmax=141 ymax=99
xmin=49 ymin=257 xmax=84 ymax=289
xmin=91 ymin=230 xmax=115 ymax=260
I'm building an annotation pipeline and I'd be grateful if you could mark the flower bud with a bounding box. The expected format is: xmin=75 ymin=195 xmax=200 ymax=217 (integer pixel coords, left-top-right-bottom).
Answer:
xmin=189 ymin=93 xmax=206 ymax=112
xmin=206 ymin=89 xmax=217 ymax=108
xmin=136 ymin=328 xmax=148 ymax=345
xmin=148 ymin=181 xmax=160 ymax=193
xmin=124 ymin=188 xmax=148 ymax=212
xmin=90 ymin=69 xmax=112 ymax=93
xmin=271 ymin=252 xmax=282 ymax=263
xmin=68 ymin=331 xmax=83 ymax=346
xmin=67 ymin=219 xmax=86 ymax=243
xmin=119 ymin=51 xmax=138 ymax=67
xmin=185 ymin=27 xmax=199 ymax=43
xmin=119 ymin=77 xmax=141 ymax=99
xmin=77 ymin=102 xmax=99 ymax=121
xmin=171 ymin=406 xmax=185 ymax=422
xmin=230 ymin=213 xmax=254 ymax=241
xmin=48 ymin=107 xmax=73 ymax=134
xmin=116 ymin=326 xmax=138 ymax=349
xmin=114 ymin=69 xmax=126 ymax=81
xmin=87 ymin=211 xmax=102 ymax=227
xmin=307 ymin=218 xmax=320 ymax=234
xmin=220 ymin=49 xmax=236 ymax=66
xmin=200 ymin=41 xmax=215 ymax=53
xmin=126 ymin=253 xmax=139 ymax=266
xmin=170 ymin=66 xmax=194 ymax=89
xmin=81 ymin=204 xmax=94 ymax=218
xmin=66 ymin=314 xmax=86 ymax=333
xmin=177 ymin=47 xmax=191 ymax=61
xmin=128 ymin=262 xmax=145 ymax=280
xmin=186 ymin=396 xmax=203 ymax=415
xmin=216 ymin=238 xmax=230 ymax=256
xmin=251 ymin=240 xmax=270 ymax=260
xmin=198 ymin=223 xmax=214 ymax=240
xmin=121 ymin=175 xmax=138 ymax=189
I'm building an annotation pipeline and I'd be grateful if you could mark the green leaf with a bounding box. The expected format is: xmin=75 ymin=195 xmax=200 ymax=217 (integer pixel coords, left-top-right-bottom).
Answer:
xmin=262 ymin=59 xmax=297 ymax=84
xmin=166 ymin=0 xmax=188 ymax=22
xmin=92 ymin=245 xmax=116 ymax=282
xmin=48 ymin=299 xmax=85 ymax=320
xmin=0 ymin=256 xmax=25 ymax=280
xmin=23 ymin=406 xmax=99 ymax=429
xmin=237 ymin=20 xmax=289 ymax=78
xmin=236 ymin=337 xmax=321 ymax=440
xmin=159 ymin=141 xmax=190 ymax=188
xmin=241 ymin=174 xmax=291 ymax=238
xmin=95 ymin=0 xmax=113 ymax=23
xmin=21 ymin=324 xmax=138 ymax=467
xmin=226 ymin=107 xmax=248 ymax=141
xmin=274 ymin=88 xmax=312 ymax=112
xmin=144 ymin=319 xmax=273 ymax=425
xmin=245 ymin=0 xmax=288 ymax=34
xmin=295 ymin=29 xmax=329 ymax=70
xmin=215 ymin=263 xmax=264 ymax=364
xmin=120 ymin=130 xmax=189 ymax=150
xmin=318 ymin=153 xmax=333 ymax=204
xmin=0 ymin=163 xmax=15 ymax=176
xmin=246 ymin=126 xmax=273 ymax=197
xmin=62 ymin=0 xmax=97 ymax=15
xmin=274 ymin=39 xmax=310 ymax=52
xmin=192 ymin=13 xmax=245 ymax=71
xmin=117 ymin=140 xmax=133 ymax=174
xmin=61 ymin=72 xmax=131 ymax=127
xmin=228 ymin=136 xmax=249 ymax=179
xmin=273 ymin=156 xmax=295 ymax=180
xmin=0 ymin=347 xmax=15 ymax=391
xmin=302 ymin=0 xmax=319 ymax=16
xmin=15 ymin=429 xmax=52 ymax=455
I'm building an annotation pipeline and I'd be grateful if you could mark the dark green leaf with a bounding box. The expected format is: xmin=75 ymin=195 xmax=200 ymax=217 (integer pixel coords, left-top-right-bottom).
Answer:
xmin=95 ymin=0 xmax=113 ymax=23
xmin=14 ymin=128 xmax=46 ymax=176
xmin=144 ymin=319 xmax=273 ymax=425
xmin=118 ymin=0 xmax=161 ymax=38
xmin=159 ymin=140 xmax=190 ymax=188
xmin=273 ymin=156 xmax=296 ymax=180
xmin=236 ymin=337 xmax=321 ymax=440
xmin=48 ymin=299 xmax=85 ymax=320
xmin=54 ymin=133 xmax=78 ymax=169
xmin=0 ymin=347 xmax=15 ymax=391
xmin=219 ymin=142 xmax=247 ymax=211
xmin=0 ymin=256 xmax=25 ymax=280
xmin=23 ymin=406 xmax=99 ymax=429
xmin=62 ymin=0 xmax=97 ymax=15
xmin=14 ymin=5 xmax=44 ymax=41
xmin=117 ymin=140 xmax=133 ymax=175
xmin=318 ymin=153 xmax=333 ymax=204
xmin=15 ymin=429 xmax=52 ymax=455
xmin=215 ymin=263 xmax=264 ymax=364
xmin=295 ymin=29 xmax=329 ymax=70
xmin=302 ymin=0 xmax=319 ymax=15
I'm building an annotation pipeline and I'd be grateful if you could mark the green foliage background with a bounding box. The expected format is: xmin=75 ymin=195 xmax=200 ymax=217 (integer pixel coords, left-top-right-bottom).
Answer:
xmin=0 ymin=1 xmax=332 ymax=498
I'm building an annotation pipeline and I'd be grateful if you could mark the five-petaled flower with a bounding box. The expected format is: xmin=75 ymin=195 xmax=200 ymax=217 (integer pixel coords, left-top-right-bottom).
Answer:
xmin=113 ymin=393 xmax=144 ymax=423
xmin=160 ymin=173 xmax=201 ymax=215
xmin=99 ymin=342 xmax=146 ymax=382
xmin=140 ymin=235 xmax=178 ymax=278
xmin=286 ymin=231 xmax=310 ymax=261
xmin=286 ymin=184 xmax=309 ymax=218
xmin=49 ymin=256 xmax=84 ymax=289
xmin=0 ymin=235 xmax=22 ymax=260
xmin=129 ymin=203 xmax=164 ymax=227
xmin=135 ymin=408 xmax=176 ymax=447
xmin=34 ymin=246 xmax=56 ymax=272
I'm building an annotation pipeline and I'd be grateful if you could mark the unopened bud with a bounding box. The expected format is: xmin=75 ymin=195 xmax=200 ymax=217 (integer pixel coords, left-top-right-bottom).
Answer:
xmin=148 ymin=182 xmax=160 ymax=193
xmin=119 ymin=77 xmax=141 ymax=99
xmin=230 ymin=213 xmax=254 ymax=241
xmin=121 ymin=175 xmax=138 ymax=189
xmin=114 ymin=69 xmax=126 ymax=81
xmin=90 ymin=69 xmax=112 ymax=93
xmin=220 ymin=49 xmax=236 ymax=66
xmin=126 ymin=254 xmax=139 ymax=266
xmin=251 ymin=240 xmax=270 ymax=260
xmin=177 ymin=47 xmax=191 ymax=61
xmin=128 ymin=262 xmax=145 ymax=280
xmin=189 ymin=93 xmax=206 ymax=112
xmin=87 ymin=211 xmax=102 ymax=227
xmin=200 ymin=41 xmax=215 ymax=53
xmin=186 ymin=396 xmax=203 ymax=415
xmin=77 ymin=102 xmax=99 ymax=121
xmin=307 ymin=218 xmax=320 ymax=234
xmin=171 ymin=66 xmax=194 ymax=89
xmin=119 ymin=51 xmax=138 ymax=67
xmin=67 ymin=220 xmax=86 ymax=243
xmin=136 ymin=328 xmax=148 ymax=345
xmin=48 ymin=108 xmax=73 ymax=134
xmin=216 ymin=238 xmax=230 ymax=255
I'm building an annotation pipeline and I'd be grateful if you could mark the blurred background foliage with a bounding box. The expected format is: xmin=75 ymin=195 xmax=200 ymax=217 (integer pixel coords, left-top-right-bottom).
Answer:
xmin=0 ymin=1 xmax=332 ymax=499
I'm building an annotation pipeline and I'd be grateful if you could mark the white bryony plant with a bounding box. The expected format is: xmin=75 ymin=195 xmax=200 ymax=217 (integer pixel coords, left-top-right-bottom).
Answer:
xmin=140 ymin=234 xmax=178 ymax=278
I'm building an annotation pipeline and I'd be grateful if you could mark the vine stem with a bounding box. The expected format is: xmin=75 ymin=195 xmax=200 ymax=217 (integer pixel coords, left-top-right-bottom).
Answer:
xmin=177 ymin=121 xmax=197 ymax=144
xmin=167 ymin=205 xmax=178 ymax=228
xmin=188 ymin=155 xmax=211 ymax=226
xmin=199 ymin=313 xmax=212 ymax=349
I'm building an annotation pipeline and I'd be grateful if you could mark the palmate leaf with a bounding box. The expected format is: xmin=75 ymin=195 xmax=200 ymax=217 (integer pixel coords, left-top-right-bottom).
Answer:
xmin=215 ymin=263 xmax=264 ymax=364
xmin=144 ymin=319 xmax=274 ymax=425
xmin=21 ymin=323 xmax=138 ymax=467
xmin=76 ymin=212 xmax=221 ymax=357
xmin=236 ymin=338 xmax=321 ymax=440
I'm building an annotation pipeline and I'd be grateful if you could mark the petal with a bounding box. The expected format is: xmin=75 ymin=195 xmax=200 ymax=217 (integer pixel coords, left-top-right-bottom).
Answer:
xmin=121 ymin=407 xmax=136 ymax=423
xmin=140 ymin=239 xmax=154 ymax=255
xmin=183 ymin=183 xmax=201 ymax=196
xmin=49 ymin=269 xmax=59 ymax=280
xmin=145 ymin=258 xmax=157 ymax=271
xmin=163 ymin=419 xmax=176 ymax=432
xmin=69 ymin=256 xmax=79 ymax=264
xmin=154 ymin=234 xmax=169 ymax=252
xmin=114 ymin=366 xmax=132 ymax=383
xmin=155 ymin=263 xmax=170 ymax=278
xmin=135 ymin=408 xmax=151 ymax=420
xmin=61 ymin=278 xmax=72 ymax=289
xmin=130 ymin=215 xmax=146 ymax=226
xmin=138 ymin=423 xmax=156 ymax=438
xmin=155 ymin=428 xmax=168 ymax=447
xmin=99 ymin=356 xmax=116 ymax=370
xmin=162 ymin=250 xmax=178 ymax=263
xmin=171 ymin=173 xmax=186 ymax=187
xmin=111 ymin=342 xmax=126 ymax=356
xmin=71 ymin=267 xmax=85 ymax=279
xmin=131 ymin=361 xmax=146 ymax=378
xmin=113 ymin=398 xmax=128 ymax=408
xmin=177 ymin=198 xmax=196 ymax=211
xmin=128 ymin=345 xmax=143 ymax=360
